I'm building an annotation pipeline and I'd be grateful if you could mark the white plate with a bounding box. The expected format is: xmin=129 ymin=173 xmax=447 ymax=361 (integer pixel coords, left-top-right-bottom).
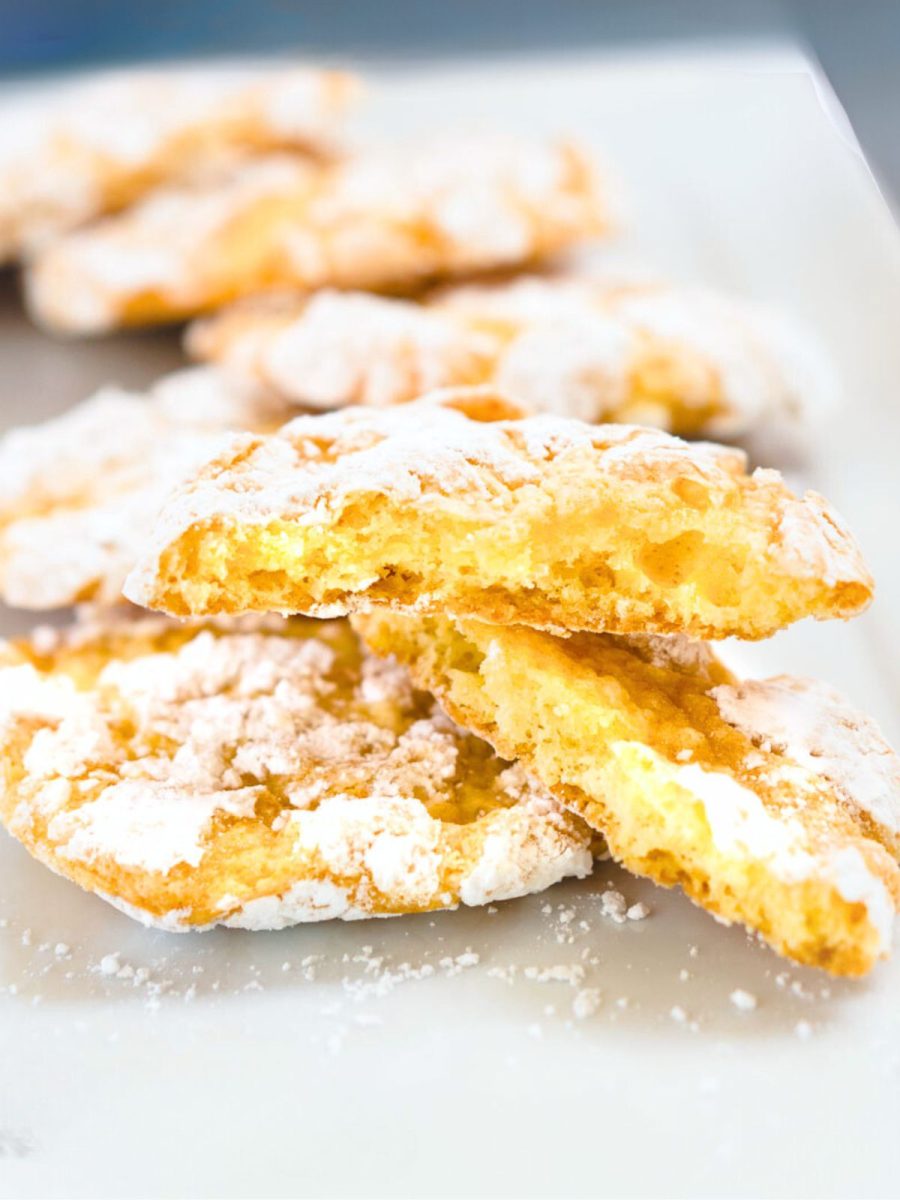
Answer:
xmin=0 ymin=42 xmax=898 ymax=1200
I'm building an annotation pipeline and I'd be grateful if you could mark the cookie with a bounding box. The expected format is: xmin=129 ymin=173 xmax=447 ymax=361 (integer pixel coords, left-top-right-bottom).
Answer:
xmin=0 ymin=613 xmax=594 ymax=929
xmin=186 ymin=290 xmax=499 ymax=411
xmin=0 ymin=63 xmax=357 ymax=261
xmin=25 ymin=137 xmax=606 ymax=333
xmin=123 ymin=388 xmax=872 ymax=641
xmin=355 ymin=610 xmax=900 ymax=976
xmin=186 ymin=277 xmax=830 ymax=438
xmin=0 ymin=367 xmax=291 ymax=609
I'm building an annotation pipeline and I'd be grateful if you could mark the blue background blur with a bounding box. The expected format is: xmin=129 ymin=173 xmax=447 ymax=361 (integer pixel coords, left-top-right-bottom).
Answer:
xmin=3 ymin=0 xmax=899 ymax=206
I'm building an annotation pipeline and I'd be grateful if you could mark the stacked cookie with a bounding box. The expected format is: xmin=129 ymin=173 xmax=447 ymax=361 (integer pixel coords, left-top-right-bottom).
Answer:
xmin=110 ymin=388 xmax=896 ymax=976
xmin=0 ymin=63 xmax=896 ymax=982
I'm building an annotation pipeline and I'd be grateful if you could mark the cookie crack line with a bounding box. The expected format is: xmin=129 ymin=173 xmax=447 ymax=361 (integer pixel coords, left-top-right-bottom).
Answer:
xmin=124 ymin=387 xmax=872 ymax=642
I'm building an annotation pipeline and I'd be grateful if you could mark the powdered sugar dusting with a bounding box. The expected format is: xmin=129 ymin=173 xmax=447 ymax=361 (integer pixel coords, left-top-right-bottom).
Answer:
xmin=0 ymin=63 xmax=354 ymax=259
xmin=259 ymin=291 xmax=497 ymax=409
xmin=713 ymin=676 xmax=900 ymax=841
xmin=27 ymin=135 xmax=604 ymax=333
xmin=0 ymin=365 xmax=289 ymax=609
xmin=0 ymin=616 xmax=593 ymax=926
xmin=124 ymin=388 xmax=870 ymax=615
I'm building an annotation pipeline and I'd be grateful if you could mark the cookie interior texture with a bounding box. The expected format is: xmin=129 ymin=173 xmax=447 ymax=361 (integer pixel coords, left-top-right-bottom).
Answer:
xmin=355 ymin=610 xmax=900 ymax=976
xmin=126 ymin=394 xmax=872 ymax=641
xmin=0 ymin=615 xmax=594 ymax=929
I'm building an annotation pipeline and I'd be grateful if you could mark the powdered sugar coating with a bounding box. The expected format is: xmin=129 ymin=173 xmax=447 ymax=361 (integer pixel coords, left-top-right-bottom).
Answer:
xmin=255 ymin=291 xmax=496 ymax=409
xmin=0 ymin=615 xmax=593 ymax=928
xmin=356 ymin=610 xmax=900 ymax=974
xmin=0 ymin=63 xmax=355 ymax=260
xmin=25 ymin=155 xmax=317 ymax=332
xmin=124 ymin=388 xmax=871 ymax=630
xmin=26 ymin=136 xmax=605 ymax=333
xmin=437 ymin=276 xmax=834 ymax=434
xmin=713 ymin=675 xmax=900 ymax=846
xmin=0 ymin=366 xmax=290 ymax=608
xmin=188 ymin=276 xmax=832 ymax=437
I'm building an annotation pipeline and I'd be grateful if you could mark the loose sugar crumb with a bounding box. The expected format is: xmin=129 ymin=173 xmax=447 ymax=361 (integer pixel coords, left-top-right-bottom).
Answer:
xmin=572 ymin=988 xmax=601 ymax=1019
xmin=600 ymin=890 xmax=628 ymax=922
xmin=729 ymin=988 xmax=758 ymax=1011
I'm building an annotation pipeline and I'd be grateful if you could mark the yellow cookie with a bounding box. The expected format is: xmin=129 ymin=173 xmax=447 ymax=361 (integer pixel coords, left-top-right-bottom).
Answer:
xmin=124 ymin=389 xmax=872 ymax=641
xmin=0 ymin=613 xmax=594 ymax=930
xmin=186 ymin=277 xmax=831 ymax=438
xmin=355 ymin=610 xmax=900 ymax=976
xmin=0 ymin=63 xmax=357 ymax=260
xmin=25 ymin=136 xmax=606 ymax=333
xmin=0 ymin=366 xmax=290 ymax=609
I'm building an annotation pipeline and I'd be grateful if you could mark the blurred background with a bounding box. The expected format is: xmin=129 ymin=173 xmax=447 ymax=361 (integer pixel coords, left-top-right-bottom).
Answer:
xmin=5 ymin=0 xmax=900 ymax=211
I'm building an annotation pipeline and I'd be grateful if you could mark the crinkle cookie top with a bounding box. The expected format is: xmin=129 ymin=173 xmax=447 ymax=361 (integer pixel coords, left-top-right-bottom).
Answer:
xmin=0 ymin=63 xmax=357 ymax=258
xmin=186 ymin=277 xmax=833 ymax=437
xmin=0 ymin=366 xmax=289 ymax=609
xmin=124 ymin=388 xmax=870 ymax=613
xmin=0 ymin=614 xmax=592 ymax=928
xmin=25 ymin=136 xmax=606 ymax=333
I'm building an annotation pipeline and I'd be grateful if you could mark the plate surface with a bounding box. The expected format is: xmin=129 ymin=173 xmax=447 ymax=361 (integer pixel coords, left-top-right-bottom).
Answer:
xmin=0 ymin=43 xmax=898 ymax=1200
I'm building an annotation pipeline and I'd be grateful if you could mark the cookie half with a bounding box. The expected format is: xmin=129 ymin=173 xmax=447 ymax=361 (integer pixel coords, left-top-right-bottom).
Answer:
xmin=355 ymin=610 xmax=900 ymax=976
xmin=0 ymin=614 xmax=594 ymax=930
xmin=124 ymin=389 xmax=872 ymax=641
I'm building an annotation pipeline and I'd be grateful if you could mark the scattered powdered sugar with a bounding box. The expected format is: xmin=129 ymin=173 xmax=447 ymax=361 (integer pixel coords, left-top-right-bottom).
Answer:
xmin=572 ymin=987 xmax=601 ymax=1019
xmin=729 ymin=988 xmax=758 ymax=1011
xmin=600 ymin=890 xmax=628 ymax=922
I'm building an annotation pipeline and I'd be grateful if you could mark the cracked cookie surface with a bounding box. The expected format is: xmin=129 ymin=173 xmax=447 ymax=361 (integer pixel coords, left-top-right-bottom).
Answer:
xmin=186 ymin=276 xmax=831 ymax=438
xmin=0 ymin=62 xmax=356 ymax=261
xmin=124 ymin=389 xmax=872 ymax=640
xmin=26 ymin=137 xmax=606 ymax=333
xmin=0 ymin=366 xmax=291 ymax=609
xmin=0 ymin=613 xmax=593 ymax=929
xmin=355 ymin=610 xmax=900 ymax=976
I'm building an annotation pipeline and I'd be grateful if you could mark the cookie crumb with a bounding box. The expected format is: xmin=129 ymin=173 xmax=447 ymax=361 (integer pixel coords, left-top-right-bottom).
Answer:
xmin=729 ymin=988 xmax=757 ymax=1011
xmin=600 ymin=890 xmax=628 ymax=922
xmin=572 ymin=988 xmax=601 ymax=1019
